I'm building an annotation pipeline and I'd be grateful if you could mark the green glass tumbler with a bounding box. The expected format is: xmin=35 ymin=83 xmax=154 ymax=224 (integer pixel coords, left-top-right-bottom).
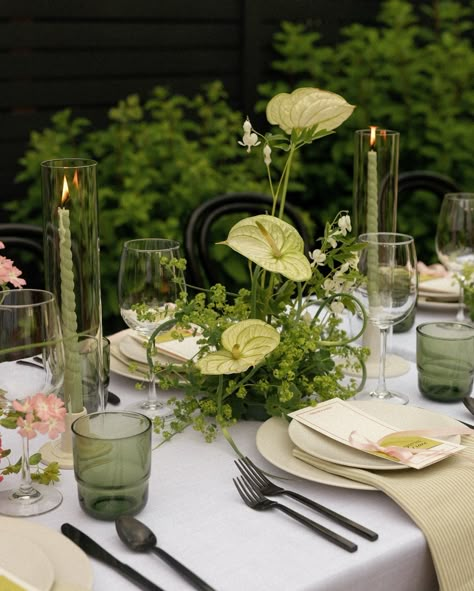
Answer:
xmin=72 ymin=411 xmax=152 ymax=520
xmin=416 ymin=322 xmax=474 ymax=401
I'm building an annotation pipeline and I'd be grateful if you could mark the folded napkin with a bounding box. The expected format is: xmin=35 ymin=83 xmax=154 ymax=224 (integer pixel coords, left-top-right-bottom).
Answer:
xmin=418 ymin=276 xmax=459 ymax=297
xmin=293 ymin=436 xmax=474 ymax=591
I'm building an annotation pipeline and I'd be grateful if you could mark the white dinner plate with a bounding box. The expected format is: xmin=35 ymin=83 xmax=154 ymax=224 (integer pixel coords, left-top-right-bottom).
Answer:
xmin=288 ymin=400 xmax=461 ymax=470
xmin=0 ymin=517 xmax=93 ymax=591
xmin=256 ymin=416 xmax=376 ymax=491
xmin=417 ymin=297 xmax=461 ymax=311
xmin=109 ymin=330 xmax=150 ymax=382
xmin=0 ymin=533 xmax=55 ymax=591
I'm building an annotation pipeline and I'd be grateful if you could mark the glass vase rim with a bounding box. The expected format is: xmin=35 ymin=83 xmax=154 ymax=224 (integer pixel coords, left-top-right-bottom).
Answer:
xmin=40 ymin=158 xmax=97 ymax=169
xmin=358 ymin=232 xmax=414 ymax=246
xmin=71 ymin=410 xmax=152 ymax=439
xmin=0 ymin=288 xmax=56 ymax=309
xmin=442 ymin=192 xmax=474 ymax=200
xmin=355 ymin=129 xmax=400 ymax=137
xmin=123 ymin=238 xmax=181 ymax=252
xmin=417 ymin=321 xmax=474 ymax=341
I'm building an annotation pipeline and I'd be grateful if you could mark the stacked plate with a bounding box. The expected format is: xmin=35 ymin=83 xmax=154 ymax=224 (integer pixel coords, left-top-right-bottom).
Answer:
xmin=0 ymin=517 xmax=93 ymax=590
xmin=418 ymin=276 xmax=460 ymax=310
xmin=109 ymin=328 xmax=201 ymax=381
xmin=256 ymin=401 xmax=462 ymax=491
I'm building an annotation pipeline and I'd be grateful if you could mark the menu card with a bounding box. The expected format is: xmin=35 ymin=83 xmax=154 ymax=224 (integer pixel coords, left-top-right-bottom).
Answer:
xmin=288 ymin=399 xmax=465 ymax=469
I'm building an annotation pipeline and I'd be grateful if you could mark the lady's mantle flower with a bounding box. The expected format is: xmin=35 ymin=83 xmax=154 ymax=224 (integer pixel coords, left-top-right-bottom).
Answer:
xmin=197 ymin=319 xmax=280 ymax=375
xmin=238 ymin=118 xmax=261 ymax=153
xmin=309 ymin=249 xmax=326 ymax=267
xmin=338 ymin=215 xmax=352 ymax=236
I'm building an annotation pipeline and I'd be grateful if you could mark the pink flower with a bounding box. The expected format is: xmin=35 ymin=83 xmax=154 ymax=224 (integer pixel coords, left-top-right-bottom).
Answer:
xmin=16 ymin=414 xmax=39 ymax=440
xmin=35 ymin=415 xmax=65 ymax=440
xmin=45 ymin=393 xmax=66 ymax=419
xmin=0 ymin=247 xmax=26 ymax=288
xmin=13 ymin=398 xmax=35 ymax=414
xmin=31 ymin=393 xmax=51 ymax=421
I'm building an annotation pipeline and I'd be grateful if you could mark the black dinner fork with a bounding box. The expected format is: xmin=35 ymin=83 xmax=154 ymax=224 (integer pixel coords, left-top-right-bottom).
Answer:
xmin=235 ymin=456 xmax=378 ymax=541
xmin=233 ymin=476 xmax=358 ymax=553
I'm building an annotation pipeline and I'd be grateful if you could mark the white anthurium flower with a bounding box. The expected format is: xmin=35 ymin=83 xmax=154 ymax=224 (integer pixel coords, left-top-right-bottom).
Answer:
xmin=196 ymin=319 xmax=280 ymax=375
xmin=337 ymin=214 xmax=352 ymax=236
xmin=266 ymin=88 xmax=355 ymax=135
xmin=220 ymin=214 xmax=312 ymax=282
xmin=309 ymin=248 xmax=326 ymax=267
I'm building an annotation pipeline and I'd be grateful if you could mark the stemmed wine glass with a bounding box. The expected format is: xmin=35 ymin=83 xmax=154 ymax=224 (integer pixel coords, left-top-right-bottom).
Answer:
xmin=0 ymin=289 xmax=65 ymax=516
xmin=118 ymin=238 xmax=185 ymax=417
xmin=355 ymin=233 xmax=417 ymax=405
xmin=435 ymin=193 xmax=474 ymax=322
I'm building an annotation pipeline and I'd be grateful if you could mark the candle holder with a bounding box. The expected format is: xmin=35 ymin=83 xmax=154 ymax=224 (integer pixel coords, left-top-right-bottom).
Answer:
xmin=41 ymin=159 xmax=104 ymax=467
xmin=352 ymin=129 xmax=409 ymax=378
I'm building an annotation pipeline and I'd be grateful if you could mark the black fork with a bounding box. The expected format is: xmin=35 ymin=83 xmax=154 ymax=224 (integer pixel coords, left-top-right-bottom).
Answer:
xmin=235 ymin=456 xmax=378 ymax=541
xmin=233 ymin=476 xmax=358 ymax=553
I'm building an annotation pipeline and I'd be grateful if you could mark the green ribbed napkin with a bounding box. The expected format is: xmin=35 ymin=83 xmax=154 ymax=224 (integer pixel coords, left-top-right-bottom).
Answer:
xmin=293 ymin=435 xmax=474 ymax=591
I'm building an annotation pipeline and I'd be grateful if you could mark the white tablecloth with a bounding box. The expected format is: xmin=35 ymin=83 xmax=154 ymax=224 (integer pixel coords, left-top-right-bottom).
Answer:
xmin=2 ymin=306 xmax=472 ymax=591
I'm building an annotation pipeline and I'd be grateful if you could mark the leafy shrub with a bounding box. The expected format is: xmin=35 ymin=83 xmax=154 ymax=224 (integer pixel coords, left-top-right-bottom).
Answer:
xmin=258 ymin=0 xmax=474 ymax=261
xmin=10 ymin=83 xmax=271 ymax=330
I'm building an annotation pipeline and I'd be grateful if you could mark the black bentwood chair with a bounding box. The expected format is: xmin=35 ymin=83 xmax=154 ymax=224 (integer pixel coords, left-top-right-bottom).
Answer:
xmin=397 ymin=170 xmax=461 ymax=200
xmin=184 ymin=192 xmax=310 ymax=290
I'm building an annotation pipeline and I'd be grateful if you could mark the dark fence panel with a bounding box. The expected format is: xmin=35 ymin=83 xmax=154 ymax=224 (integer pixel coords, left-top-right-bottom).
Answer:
xmin=0 ymin=0 xmax=380 ymax=207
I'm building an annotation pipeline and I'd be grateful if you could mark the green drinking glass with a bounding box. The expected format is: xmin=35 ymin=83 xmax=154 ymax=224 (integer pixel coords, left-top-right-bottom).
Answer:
xmin=416 ymin=322 xmax=474 ymax=401
xmin=72 ymin=411 xmax=152 ymax=520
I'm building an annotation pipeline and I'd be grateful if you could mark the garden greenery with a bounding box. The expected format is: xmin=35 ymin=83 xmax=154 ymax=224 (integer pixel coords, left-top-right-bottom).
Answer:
xmin=7 ymin=0 xmax=473 ymax=328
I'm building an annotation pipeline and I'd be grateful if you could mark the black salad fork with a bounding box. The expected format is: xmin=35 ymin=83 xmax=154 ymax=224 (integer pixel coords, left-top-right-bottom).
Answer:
xmin=233 ymin=476 xmax=357 ymax=553
xmin=235 ymin=456 xmax=378 ymax=541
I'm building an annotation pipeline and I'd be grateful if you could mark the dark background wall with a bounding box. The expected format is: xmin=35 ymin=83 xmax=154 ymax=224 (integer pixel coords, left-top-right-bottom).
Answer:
xmin=0 ymin=0 xmax=381 ymax=211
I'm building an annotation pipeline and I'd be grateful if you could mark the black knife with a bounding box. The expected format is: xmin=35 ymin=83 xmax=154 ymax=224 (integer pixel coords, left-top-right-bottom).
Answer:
xmin=61 ymin=523 xmax=165 ymax=591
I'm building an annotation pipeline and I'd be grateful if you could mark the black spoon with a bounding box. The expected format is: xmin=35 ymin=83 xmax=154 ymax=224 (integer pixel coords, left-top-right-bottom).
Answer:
xmin=463 ymin=395 xmax=474 ymax=417
xmin=115 ymin=516 xmax=216 ymax=591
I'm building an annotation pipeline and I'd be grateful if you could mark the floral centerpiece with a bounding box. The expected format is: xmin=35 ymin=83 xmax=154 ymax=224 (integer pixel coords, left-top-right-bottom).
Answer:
xmin=148 ymin=88 xmax=368 ymax=445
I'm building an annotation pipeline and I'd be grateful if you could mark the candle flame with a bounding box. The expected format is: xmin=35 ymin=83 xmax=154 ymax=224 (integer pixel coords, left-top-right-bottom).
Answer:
xmin=369 ymin=126 xmax=377 ymax=148
xmin=73 ymin=168 xmax=79 ymax=189
xmin=61 ymin=176 xmax=69 ymax=205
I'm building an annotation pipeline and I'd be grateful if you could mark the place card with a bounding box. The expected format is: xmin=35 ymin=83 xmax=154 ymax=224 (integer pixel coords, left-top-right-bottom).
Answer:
xmin=288 ymin=399 xmax=465 ymax=469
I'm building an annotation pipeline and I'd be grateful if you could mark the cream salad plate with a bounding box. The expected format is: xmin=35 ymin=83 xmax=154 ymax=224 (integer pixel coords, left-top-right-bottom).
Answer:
xmin=109 ymin=328 xmax=201 ymax=381
xmin=0 ymin=517 xmax=93 ymax=591
xmin=256 ymin=400 xmax=462 ymax=491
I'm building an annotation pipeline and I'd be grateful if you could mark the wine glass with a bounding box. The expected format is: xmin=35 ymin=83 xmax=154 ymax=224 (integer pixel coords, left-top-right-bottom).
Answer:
xmin=355 ymin=233 xmax=417 ymax=405
xmin=0 ymin=289 xmax=65 ymax=516
xmin=435 ymin=193 xmax=474 ymax=322
xmin=118 ymin=238 xmax=185 ymax=417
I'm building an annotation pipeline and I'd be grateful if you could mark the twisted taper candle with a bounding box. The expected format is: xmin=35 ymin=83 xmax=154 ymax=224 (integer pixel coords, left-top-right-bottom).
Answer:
xmin=58 ymin=207 xmax=83 ymax=413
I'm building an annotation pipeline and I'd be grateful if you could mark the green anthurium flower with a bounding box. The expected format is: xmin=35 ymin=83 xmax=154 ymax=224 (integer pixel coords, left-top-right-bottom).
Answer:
xmin=196 ymin=319 xmax=280 ymax=375
xmin=221 ymin=214 xmax=312 ymax=281
xmin=266 ymin=88 xmax=355 ymax=136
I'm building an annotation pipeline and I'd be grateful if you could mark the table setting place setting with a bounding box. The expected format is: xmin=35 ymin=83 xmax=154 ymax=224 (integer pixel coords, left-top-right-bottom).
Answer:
xmin=1 ymin=87 xmax=474 ymax=591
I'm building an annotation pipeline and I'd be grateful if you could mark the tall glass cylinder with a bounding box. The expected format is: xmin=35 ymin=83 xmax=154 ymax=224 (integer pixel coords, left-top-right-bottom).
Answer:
xmin=41 ymin=158 xmax=103 ymax=414
xmin=353 ymin=128 xmax=400 ymax=236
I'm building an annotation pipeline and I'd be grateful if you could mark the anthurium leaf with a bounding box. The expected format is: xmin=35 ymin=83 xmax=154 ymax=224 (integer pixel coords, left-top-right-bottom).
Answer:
xmin=196 ymin=319 xmax=280 ymax=375
xmin=222 ymin=214 xmax=312 ymax=281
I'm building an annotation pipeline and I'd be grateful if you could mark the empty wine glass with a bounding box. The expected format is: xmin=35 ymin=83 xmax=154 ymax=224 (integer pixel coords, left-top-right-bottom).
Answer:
xmin=436 ymin=193 xmax=474 ymax=322
xmin=355 ymin=233 xmax=417 ymax=405
xmin=118 ymin=238 xmax=185 ymax=417
xmin=0 ymin=289 xmax=65 ymax=516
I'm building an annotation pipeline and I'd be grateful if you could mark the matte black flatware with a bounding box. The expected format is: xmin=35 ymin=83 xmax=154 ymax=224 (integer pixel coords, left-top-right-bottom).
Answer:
xmin=236 ymin=456 xmax=378 ymax=541
xmin=463 ymin=396 xmax=474 ymax=416
xmin=233 ymin=477 xmax=358 ymax=553
xmin=61 ymin=523 xmax=165 ymax=591
xmin=115 ymin=516 xmax=217 ymax=591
